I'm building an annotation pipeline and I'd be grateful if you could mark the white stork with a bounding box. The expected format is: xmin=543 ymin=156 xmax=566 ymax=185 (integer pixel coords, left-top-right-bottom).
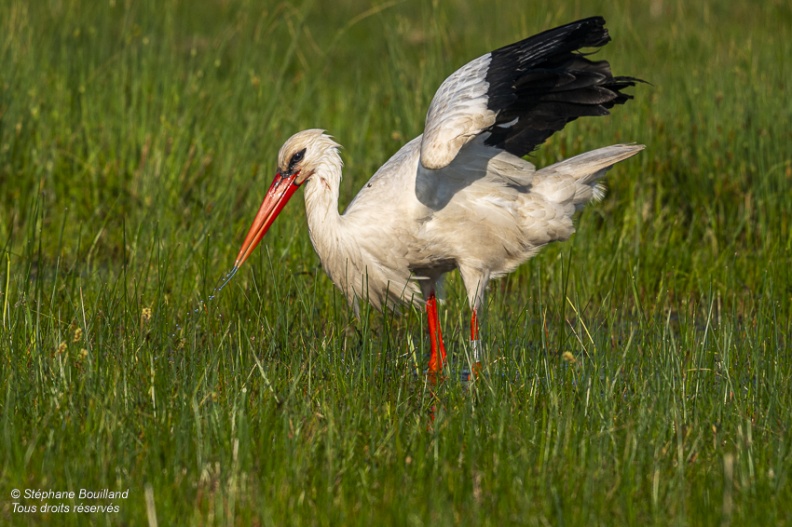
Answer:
xmin=230 ymin=17 xmax=643 ymax=377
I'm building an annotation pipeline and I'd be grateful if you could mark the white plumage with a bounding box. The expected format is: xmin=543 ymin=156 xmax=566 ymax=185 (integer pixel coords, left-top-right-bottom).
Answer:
xmin=232 ymin=17 xmax=643 ymax=375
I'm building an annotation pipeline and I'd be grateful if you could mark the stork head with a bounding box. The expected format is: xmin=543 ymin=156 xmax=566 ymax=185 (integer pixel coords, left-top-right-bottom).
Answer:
xmin=276 ymin=129 xmax=341 ymax=185
xmin=233 ymin=129 xmax=341 ymax=269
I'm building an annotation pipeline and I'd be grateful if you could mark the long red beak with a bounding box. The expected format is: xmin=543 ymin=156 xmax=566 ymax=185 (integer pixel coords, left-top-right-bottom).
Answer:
xmin=233 ymin=171 xmax=301 ymax=269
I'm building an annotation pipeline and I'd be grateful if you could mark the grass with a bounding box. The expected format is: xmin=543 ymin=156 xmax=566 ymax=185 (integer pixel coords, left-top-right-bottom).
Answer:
xmin=1 ymin=0 xmax=791 ymax=525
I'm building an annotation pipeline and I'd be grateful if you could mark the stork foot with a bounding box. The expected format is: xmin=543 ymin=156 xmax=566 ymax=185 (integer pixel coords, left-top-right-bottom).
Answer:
xmin=426 ymin=369 xmax=447 ymax=386
xmin=460 ymin=338 xmax=483 ymax=381
xmin=460 ymin=362 xmax=482 ymax=382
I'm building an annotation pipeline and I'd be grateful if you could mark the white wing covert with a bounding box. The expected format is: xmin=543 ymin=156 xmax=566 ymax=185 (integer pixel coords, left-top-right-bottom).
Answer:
xmin=419 ymin=16 xmax=640 ymax=171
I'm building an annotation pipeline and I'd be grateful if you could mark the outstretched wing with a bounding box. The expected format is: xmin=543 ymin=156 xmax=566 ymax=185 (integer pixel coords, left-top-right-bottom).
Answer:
xmin=419 ymin=16 xmax=639 ymax=170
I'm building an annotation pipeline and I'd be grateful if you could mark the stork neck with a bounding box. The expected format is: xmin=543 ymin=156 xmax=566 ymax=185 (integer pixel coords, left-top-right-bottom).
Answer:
xmin=302 ymin=159 xmax=345 ymax=260
xmin=303 ymin=157 xmax=343 ymax=212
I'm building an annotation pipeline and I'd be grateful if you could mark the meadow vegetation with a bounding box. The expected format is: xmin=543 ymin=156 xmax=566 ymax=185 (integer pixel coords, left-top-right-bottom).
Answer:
xmin=1 ymin=0 xmax=790 ymax=525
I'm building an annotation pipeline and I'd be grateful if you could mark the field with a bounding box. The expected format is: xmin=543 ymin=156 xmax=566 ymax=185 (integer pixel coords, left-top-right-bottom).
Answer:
xmin=1 ymin=0 xmax=791 ymax=525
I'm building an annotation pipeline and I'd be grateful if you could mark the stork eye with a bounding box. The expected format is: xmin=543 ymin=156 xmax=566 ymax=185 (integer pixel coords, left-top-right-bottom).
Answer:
xmin=288 ymin=149 xmax=306 ymax=170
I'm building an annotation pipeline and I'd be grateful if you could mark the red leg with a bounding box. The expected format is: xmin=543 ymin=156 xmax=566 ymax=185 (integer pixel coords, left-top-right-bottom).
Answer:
xmin=469 ymin=308 xmax=482 ymax=377
xmin=426 ymin=291 xmax=447 ymax=375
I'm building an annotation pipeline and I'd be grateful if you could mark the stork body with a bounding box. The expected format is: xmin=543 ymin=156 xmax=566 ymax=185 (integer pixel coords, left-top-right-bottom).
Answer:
xmin=232 ymin=17 xmax=643 ymax=376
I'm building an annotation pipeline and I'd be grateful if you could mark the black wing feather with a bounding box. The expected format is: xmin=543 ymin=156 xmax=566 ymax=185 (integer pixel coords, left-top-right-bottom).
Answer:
xmin=483 ymin=16 xmax=640 ymax=157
